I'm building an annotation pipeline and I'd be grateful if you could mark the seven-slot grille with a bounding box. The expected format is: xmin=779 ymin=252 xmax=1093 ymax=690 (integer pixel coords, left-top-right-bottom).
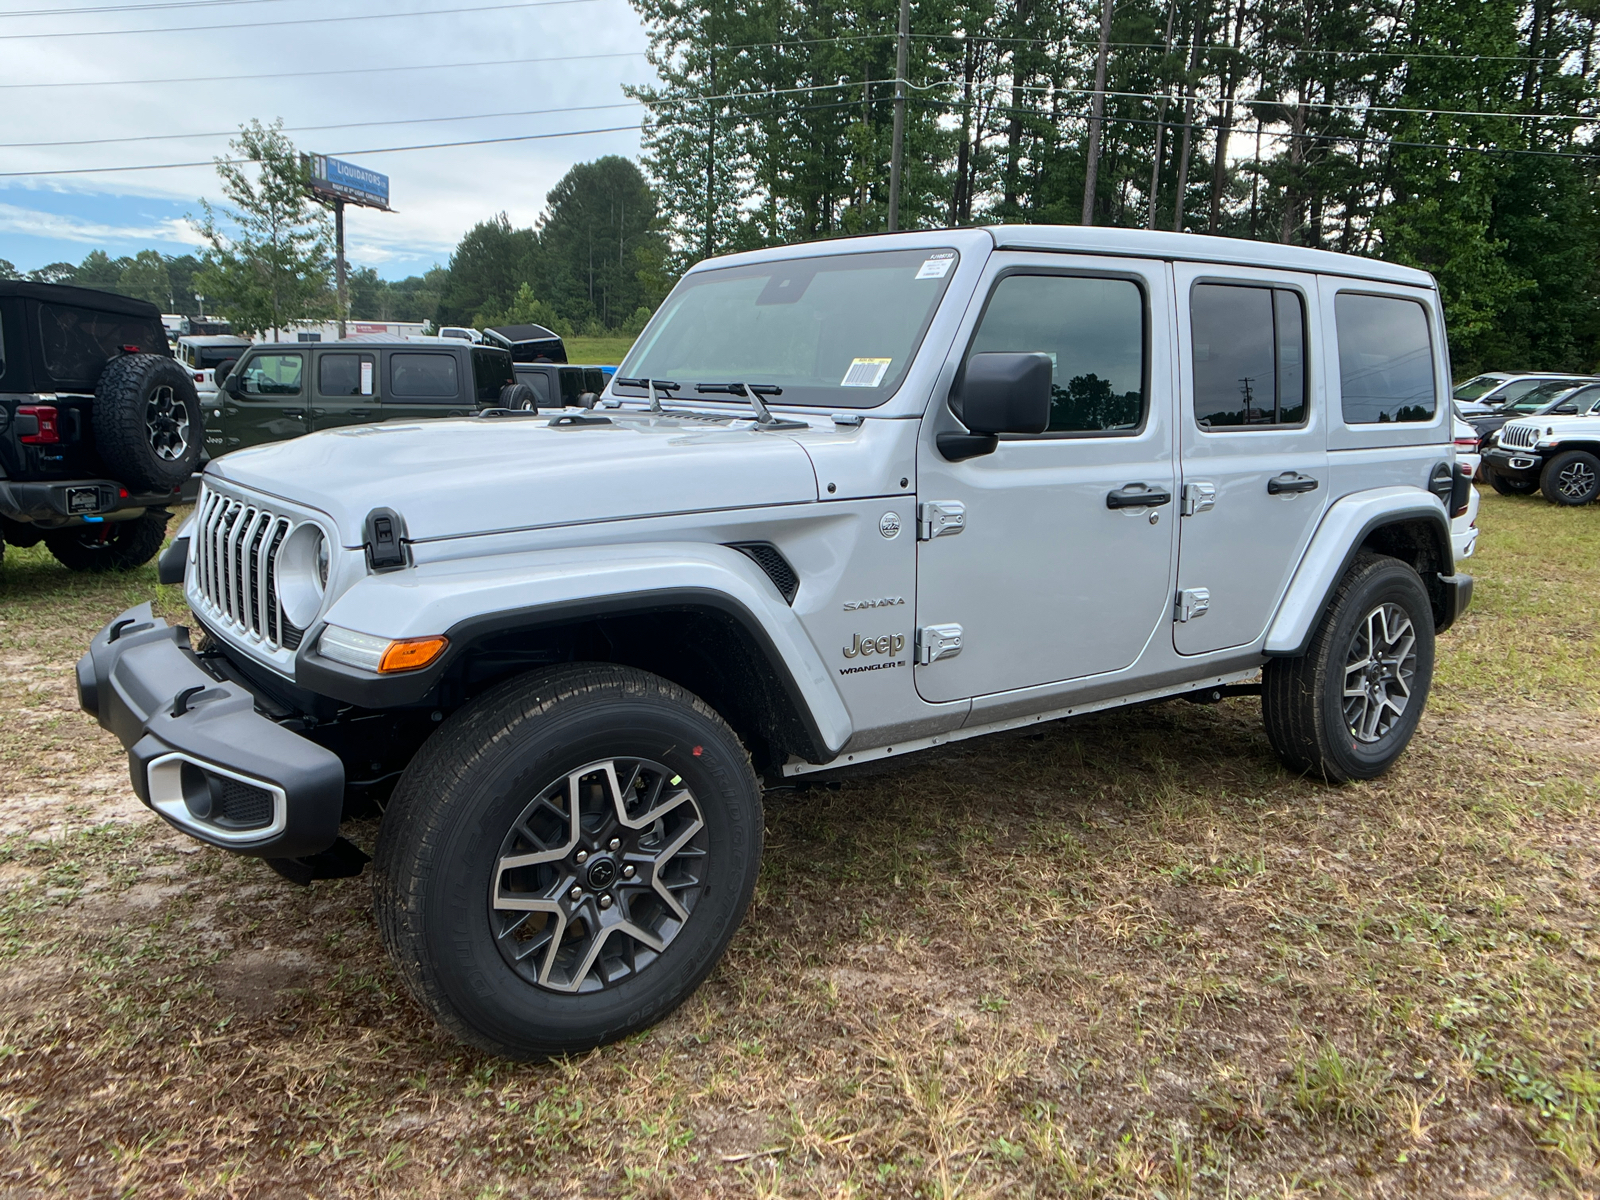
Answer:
xmin=1499 ymin=423 xmax=1539 ymax=450
xmin=193 ymin=488 xmax=306 ymax=650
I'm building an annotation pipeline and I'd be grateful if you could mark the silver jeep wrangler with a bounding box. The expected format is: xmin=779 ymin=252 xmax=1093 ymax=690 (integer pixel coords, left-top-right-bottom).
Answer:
xmin=79 ymin=227 xmax=1473 ymax=1058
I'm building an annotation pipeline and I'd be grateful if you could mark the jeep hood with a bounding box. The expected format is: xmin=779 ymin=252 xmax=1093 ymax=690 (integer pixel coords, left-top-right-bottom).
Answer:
xmin=207 ymin=415 xmax=820 ymax=542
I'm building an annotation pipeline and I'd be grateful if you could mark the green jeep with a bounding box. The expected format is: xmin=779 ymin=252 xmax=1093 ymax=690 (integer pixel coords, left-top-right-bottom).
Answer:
xmin=208 ymin=338 xmax=520 ymax=454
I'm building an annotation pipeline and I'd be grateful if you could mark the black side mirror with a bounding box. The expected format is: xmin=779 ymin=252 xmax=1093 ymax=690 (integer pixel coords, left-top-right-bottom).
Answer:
xmin=218 ymin=360 xmax=241 ymax=396
xmin=940 ymin=352 xmax=1052 ymax=461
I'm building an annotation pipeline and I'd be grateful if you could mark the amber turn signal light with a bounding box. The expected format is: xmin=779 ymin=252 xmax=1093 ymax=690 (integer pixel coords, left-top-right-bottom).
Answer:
xmin=377 ymin=636 xmax=449 ymax=673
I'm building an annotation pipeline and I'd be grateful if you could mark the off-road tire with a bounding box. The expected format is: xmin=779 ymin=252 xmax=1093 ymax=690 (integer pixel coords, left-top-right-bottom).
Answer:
xmin=374 ymin=663 xmax=763 ymax=1060
xmin=93 ymin=353 xmax=201 ymax=492
xmin=1488 ymin=473 xmax=1538 ymax=496
xmin=1540 ymin=449 xmax=1600 ymax=506
xmin=43 ymin=511 xmax=170 ymax=572
xmin=1262 ymin=552 xmax=1435 ymax=784
xmin=499 ymin=382 xmax=539 ymax=411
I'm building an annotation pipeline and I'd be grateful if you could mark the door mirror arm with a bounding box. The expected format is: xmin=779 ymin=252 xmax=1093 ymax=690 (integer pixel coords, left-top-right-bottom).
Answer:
xmin=940 ymin=352 xmax=1052 ymax=461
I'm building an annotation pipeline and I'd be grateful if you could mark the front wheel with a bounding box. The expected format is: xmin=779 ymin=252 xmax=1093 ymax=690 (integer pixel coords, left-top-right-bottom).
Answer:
xmin=1489 ymin=472 xmax=1538 ymax=497
xmin=1262 ymin=552 xmax=1436 ymax=783
xmin=1540 ymin=450 xmax=1600 ymax=506
xmin=373 ymin=663 xmax=763 ymax=1060
xmin=43 ymin=511 xmax=169 ymax=572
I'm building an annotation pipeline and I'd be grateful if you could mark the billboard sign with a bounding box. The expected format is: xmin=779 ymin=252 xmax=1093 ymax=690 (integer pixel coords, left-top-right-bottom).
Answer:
xmin=307 ymin=155 xmax=390 ymax=210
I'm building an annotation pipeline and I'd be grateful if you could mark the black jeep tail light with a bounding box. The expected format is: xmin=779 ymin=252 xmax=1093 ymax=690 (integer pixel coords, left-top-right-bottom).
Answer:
xmin=17 ymin=404 xmax=60 ymax=444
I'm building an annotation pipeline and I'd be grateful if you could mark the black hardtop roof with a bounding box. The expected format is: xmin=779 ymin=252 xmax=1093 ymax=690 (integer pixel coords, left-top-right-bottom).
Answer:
xmin=485 ymin=323 xmax=561 ymax=343
xmin=0 ymin=281 xmax=164 ymax=318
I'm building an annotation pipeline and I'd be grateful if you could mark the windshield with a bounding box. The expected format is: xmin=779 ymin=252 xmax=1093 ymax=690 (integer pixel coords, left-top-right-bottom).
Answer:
xmin=615 ymin=247 xmax=959 ymax=408
xmin=1452 ymin=375 xmax=1503 ymax=401
xmin=1505 ymin=382 xmax=1580 ymax=413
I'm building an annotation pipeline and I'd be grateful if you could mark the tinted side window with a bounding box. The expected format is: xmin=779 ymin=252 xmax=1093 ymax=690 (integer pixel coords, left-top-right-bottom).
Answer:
xmin=472 ymin=348 xmax=515 ymax=403
xmin=1191 ymin=284 xmax=1307 ymax=427
xmin=1335 ymin=293 xmax=1436 ymax=424
xmin=1497 ymin=379 xmax=1547 ymax=403
xmin=318 ymin=352 xmax=374 ymax=396
xmin=390 ymin=352 xmax=459 ymax=400
xmin=967 ymin=274 xmax=1146 ymax=434
xmin=584 ymin=368 xmax=606 ymax=394
xmin=559 ymin=367 xmax=586 ymax=406
xmin=516 ymin=370 xmax=552 ymax=406
xmin=38 ymin=303 xmax=165 ymax=387
xmin=240 ymin=352 xmax=303 ymax=397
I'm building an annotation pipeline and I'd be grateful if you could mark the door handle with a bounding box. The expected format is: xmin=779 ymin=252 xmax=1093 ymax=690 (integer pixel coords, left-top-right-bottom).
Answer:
xmin=281 ymin=408 xmax=305 ymax=418
xmin=349 ymin=408 xmax=372 ymax=419
xmin=1106 ymin=483 xmax=1173 ymax=509
xmin=1267 ymin=471 xmax=1319 ymax=495
xmin=311 ymin=407 xmax=327 ymax=417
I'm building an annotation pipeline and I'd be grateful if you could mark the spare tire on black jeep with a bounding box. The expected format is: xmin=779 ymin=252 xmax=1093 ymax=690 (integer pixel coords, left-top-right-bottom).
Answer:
xmin=93 ymin=353 xmax=201 ymax=492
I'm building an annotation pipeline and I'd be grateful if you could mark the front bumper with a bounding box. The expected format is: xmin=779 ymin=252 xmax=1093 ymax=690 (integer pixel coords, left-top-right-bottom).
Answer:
xmin=77 ymin=603 xmax=344 ymax=858
xmin=1482 ymin=447 xmax=1542 ymax=480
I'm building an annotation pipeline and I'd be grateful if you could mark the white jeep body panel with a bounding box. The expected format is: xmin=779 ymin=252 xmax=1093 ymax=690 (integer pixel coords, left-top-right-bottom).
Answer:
xmin=182 ymin=226 xmax=1464 ymax=774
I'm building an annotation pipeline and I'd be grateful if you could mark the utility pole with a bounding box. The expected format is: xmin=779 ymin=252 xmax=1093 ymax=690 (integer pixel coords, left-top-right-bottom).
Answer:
xmin=334 ymin=197 xmax=347 ymax=340
xmin=887 ymin=0 xmax=910 ymax=232
xmin=705 ymin=15 xmax=717 ymax=260
xmin=1081 ymin=0 xmax=1114 ymax=225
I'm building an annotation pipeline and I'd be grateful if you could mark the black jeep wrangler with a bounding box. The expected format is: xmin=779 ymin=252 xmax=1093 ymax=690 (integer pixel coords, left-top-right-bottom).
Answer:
xmin=0 ymin=282 xmax=201 ymax=571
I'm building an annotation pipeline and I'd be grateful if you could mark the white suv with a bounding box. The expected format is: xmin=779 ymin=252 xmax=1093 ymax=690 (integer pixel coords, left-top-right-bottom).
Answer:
xmin=79 ymin=227 xmax=1473 ymax=1059
xmin=1483 ymin=382 xmax=1600 ymax=505
xmin=175 ymin=334 xmax=252 ymax=401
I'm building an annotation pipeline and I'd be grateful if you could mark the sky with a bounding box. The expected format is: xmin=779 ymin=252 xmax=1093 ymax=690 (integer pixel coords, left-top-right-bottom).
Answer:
xmin=0 ymin=0 xmax=655 ymax=282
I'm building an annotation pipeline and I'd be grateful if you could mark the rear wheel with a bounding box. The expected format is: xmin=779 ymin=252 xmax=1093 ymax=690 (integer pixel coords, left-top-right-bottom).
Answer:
xmin=1262 ymin=553 xmax=1435 ymax=783
xmin=1489 ymin=473 xmax=1538 ymax=496
xmin=374 ymin=663 xmax=763 ymax=1059
xmin=1540 ymin=450 xmax=1600 ymax=506
xmin=43 ymin=511 xmax=169 ymax=572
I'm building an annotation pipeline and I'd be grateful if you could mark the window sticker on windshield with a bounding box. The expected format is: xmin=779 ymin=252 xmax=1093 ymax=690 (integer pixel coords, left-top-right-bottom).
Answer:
xmin=916 ymin=252 xmax=955 ymax=280
xmin=841 ymin=357 xmax=893 ymax=387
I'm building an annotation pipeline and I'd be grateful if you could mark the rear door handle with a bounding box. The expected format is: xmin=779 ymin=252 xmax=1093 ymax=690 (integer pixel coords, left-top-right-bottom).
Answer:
xmin=1267 ymin=472 xmax=1319 ymax=495
xmin=348 ymin=408 xmax=372 ymax=419
xmin=1106 ymin=483 xmax=1173 ymax=509
xmin=281 ymin=408 xmax=305 ymax=418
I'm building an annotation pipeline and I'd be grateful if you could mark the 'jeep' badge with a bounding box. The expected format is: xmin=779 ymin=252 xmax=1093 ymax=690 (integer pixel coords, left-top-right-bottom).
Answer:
xmin=879 ymin=511 xmax=902 ymax=539
xmin=843 ymin=633 xmax=906 ymax=658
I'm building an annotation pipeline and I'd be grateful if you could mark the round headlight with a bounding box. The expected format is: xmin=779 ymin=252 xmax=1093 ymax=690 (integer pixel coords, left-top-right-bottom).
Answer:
xmin=276 ymin=523 xmax=327 ymax=629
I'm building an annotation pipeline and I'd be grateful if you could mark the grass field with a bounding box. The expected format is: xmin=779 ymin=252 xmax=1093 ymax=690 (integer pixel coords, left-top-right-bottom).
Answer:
xmin=1 ymin=491 xmax=1596 ymax=1198
xmin=565 ymin=336 xmax=638 ymax=366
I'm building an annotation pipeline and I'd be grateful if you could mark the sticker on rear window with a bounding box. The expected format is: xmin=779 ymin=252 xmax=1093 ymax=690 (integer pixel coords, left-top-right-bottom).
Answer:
xmin=916 ymin=252 xmax=955 ymax=279
xmin=841 ymin=358 xmax=892 ymax=387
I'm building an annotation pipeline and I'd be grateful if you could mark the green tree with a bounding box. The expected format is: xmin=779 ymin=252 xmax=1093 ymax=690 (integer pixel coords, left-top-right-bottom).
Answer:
xmin=28 ymin=262 xmax=78 ymax=284
xmin=0 ymin=259 xmax=19 ymax=280
xmin=191 ymin=118 xmax=334 ymax=339
xmin=73 ymin=250 xmax=129 ymax=290
xmin=536 ymin=156 xmax=667 ymax=329
xmin=433 ymin=213 xmax=538 ymax=327
xmin=119 ymin=250 xmax=172 ymax=308
xmin=476 ymin=281 xmax=575 ymax=337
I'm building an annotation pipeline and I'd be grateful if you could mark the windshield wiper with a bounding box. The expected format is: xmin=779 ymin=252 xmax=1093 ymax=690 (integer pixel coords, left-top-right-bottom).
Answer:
xmin=695 ymin=382 xmax=808 ymax=430
xmin=612 ymin=377 xmax=681 ymax=412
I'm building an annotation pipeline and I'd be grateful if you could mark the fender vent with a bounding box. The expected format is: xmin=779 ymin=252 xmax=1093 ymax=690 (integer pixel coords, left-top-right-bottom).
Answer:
xmin=727 ymin=542 xmax=799 ymax=605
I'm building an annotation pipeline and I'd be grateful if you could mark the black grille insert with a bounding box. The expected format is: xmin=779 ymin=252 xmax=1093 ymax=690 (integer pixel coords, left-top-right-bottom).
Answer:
xmin=727 ymin=542 xmax=799 ymax=604
xmin=214 ymin=777 xmax=274 ymax=829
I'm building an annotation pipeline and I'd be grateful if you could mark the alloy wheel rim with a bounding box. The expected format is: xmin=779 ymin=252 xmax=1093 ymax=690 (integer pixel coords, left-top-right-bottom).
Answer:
xmin=1558 ymin=461 xmax=1596 ymax=500
xmin=146 ymin=386 xmax=190 ymax=461
xmin=490 ymin=757 xmax=708 ymax=993
xmin=1342 ymin=602 xmax=1417 ymax=744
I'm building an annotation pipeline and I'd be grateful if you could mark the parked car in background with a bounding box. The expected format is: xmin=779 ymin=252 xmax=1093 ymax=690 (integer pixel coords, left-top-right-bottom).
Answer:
xmin=1456 ymin=378 xmax=1600 ymax=444
xmin=511 ymin=363 xmax=608 ymax=408
xmin=1453 ymin=371 xmax=1594 ymax=408
xmin=437 ymin=326 xmax=482 ymax=344
xmin=204 ymin=338 xmax=519 ymax=458
xmin=485 ymin=323 xmax=567 ymax=363
xmin=0 ymin=282 xmax=198 ymax=571
xmin=176 ymin=334 xmax=253 ymax=403
xmin=1481 ymin=381 xmax=1600 ymax=505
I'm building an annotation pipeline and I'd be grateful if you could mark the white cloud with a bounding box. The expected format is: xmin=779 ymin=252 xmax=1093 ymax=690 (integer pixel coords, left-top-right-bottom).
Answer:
xmin=0 ymin=203 xmax=205 ymax=249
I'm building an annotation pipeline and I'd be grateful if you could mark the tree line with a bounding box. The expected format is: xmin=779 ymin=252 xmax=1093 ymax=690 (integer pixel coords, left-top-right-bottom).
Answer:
xmin=627 ymin=0 xmax=1600 ymax=374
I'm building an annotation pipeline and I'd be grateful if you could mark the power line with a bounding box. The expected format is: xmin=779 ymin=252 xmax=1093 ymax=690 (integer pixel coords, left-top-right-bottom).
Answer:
xmin=0 ymin=0 xmax=607 ymax=40
xmin=0 ymin=48 xmax=646 ymax=89
xmin=3 ymin=0 xmax=289 ymax=19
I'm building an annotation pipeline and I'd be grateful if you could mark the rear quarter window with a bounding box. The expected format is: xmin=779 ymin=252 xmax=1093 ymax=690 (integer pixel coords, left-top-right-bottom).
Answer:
xmin=472 ymin=348 xmax=515 ymax=403
xmin=38 ymin=303 xmax=166 ymax=389
xmin=1334 ymin=293 xmax=1437 ymax=424
xmin=390 ymin=352 xmax=460 ymax=400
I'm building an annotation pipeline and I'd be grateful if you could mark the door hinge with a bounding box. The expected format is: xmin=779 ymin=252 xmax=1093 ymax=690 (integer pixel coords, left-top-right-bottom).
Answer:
xmin=1176 ymin=587 xmax=1211 ymax=622
xmin=916 ymin=624 xmax=963 ymax=664
xmin=1180 ymin=481 xmax=1216 ymax=516
xmin=917 ymin=500 xmax=967 ymax=540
